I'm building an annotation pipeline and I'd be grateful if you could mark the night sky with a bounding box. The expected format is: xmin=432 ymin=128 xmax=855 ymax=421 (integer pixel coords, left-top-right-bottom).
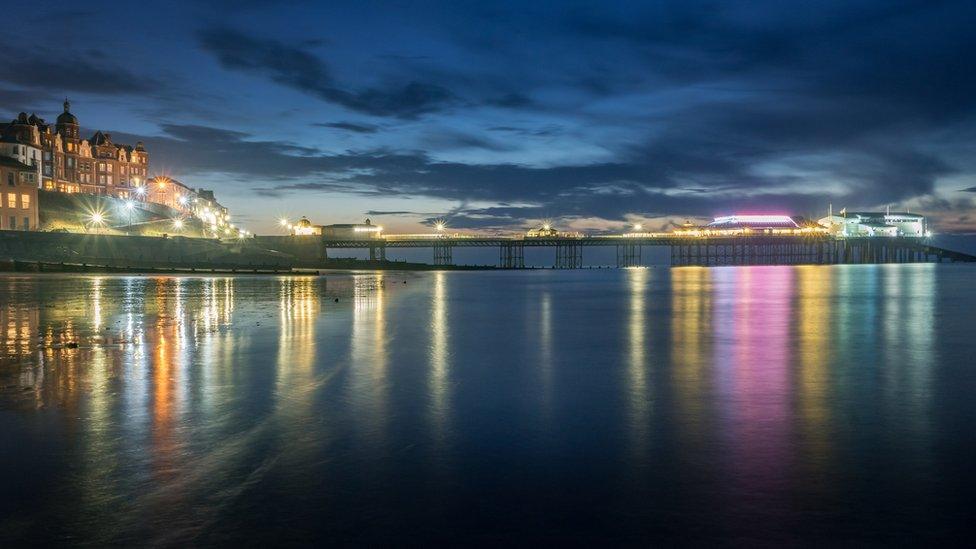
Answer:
xmin=3 ymin=1 xmax=975 ymax=234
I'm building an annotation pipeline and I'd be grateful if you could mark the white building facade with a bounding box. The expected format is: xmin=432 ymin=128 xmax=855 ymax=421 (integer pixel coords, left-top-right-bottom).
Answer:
xmin=818 ymin=212 xmax=927 ymax=237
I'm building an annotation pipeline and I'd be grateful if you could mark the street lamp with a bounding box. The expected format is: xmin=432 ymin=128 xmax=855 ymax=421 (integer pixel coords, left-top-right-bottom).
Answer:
xmin=88 ymin=211 xmax=106 ymax=234
xmin=633 ymin=223 xmax=642 ymax=232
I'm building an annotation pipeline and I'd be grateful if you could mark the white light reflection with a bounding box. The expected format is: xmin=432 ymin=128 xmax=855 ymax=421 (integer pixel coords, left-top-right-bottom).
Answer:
xmin=350 ymin=274 xmax=390 ymax=441
xmin=429 ymin=271 xmax=450 ymax=438
xmin=627 ymin=267 xmax=650 ymax=460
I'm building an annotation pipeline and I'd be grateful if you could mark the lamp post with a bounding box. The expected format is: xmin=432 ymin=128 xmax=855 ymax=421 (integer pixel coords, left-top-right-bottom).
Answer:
xmin=124 ymin=200 xmax=135 ymax=233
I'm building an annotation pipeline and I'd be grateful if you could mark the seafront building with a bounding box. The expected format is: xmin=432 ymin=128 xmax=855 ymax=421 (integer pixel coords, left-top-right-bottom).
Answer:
xmin=0 ymin=101 xmax=235 ymax=235
xmin=284 ymin=216 xmax=383 ymax=239
xmin=818 ymin=211 xmax=928 ymax=237
xmin=672 ymin=213 xmax=929 ymax=238
xmin=0 ymin=157 xmax=39 ymax=231
xmin=671 ymin=214 xmax=828 ymax=237
xmin=0 ymin=101 xmax=148 ymax=196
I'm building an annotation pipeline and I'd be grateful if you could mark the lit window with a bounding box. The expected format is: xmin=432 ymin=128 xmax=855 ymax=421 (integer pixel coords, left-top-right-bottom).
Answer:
xmin=7 ymin=193 xmax=15 ymax=208
xmin=21 ymin=194 xmax=29 ymax=209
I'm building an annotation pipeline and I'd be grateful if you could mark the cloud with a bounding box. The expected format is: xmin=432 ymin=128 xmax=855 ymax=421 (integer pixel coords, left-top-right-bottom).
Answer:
xmin=487 ymin=125 xmax=562 ymax=137
xmin=365 ymin=210 xmax=421 ymax=216
xmin=483 ymin=92 xmax=534 ymax=108
xmin=419 ymin=129 xmax=514 ymax=151
xmin=0 ymin=88 xmax=54 ymax=113
xmin=80 ymin=1 xmax=976 ymax=231
xmin=197 ymin=27 xmax=455 ymax=118
xmin=0 ymin=47 xmax=158 ymax=94
xmin=113 ymin=116 xmax=956 ymax=230
xmin=312 ymin=121 xmax=379 ymax=133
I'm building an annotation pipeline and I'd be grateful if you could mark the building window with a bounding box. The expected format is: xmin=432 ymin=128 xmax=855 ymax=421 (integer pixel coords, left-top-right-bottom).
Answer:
xmin=21 ymin=194 xmax=29 ymax=209
xmin=8 ymin=217 xmax=14 ymax=230
xmin=6 ymin=173 xmax=12 ymax=186
xmin=23 ymin=217 xmax=29 ymax=230
xmin=7 ymin=194 xmax=15 ymax=208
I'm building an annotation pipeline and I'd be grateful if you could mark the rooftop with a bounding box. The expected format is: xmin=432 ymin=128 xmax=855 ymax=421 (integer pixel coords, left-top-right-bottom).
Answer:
xmin=707 ymin=214 xmax=800 ymax=229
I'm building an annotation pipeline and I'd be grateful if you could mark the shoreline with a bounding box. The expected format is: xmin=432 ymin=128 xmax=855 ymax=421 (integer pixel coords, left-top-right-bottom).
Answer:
xmin=0 ymin=258 xmax=495 ymax=275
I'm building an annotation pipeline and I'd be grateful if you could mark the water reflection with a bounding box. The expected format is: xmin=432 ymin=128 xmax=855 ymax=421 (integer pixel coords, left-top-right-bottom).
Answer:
xmin=719 ymin=267 xmax=793 ymax=501
xmin=671 ymin=267 xmax=712 ymax=447
xmin=429 ymin=271 xmax=450 ymax=438
xmin=795 ymin=266 xmax=833 ymax=476
xmin=350 ymin=273 xmax=390 ymax=445
xmin=0 ymin=267 xmax=962 ymax=544
xmin=626 ymin=268 xmax=650 ymax=460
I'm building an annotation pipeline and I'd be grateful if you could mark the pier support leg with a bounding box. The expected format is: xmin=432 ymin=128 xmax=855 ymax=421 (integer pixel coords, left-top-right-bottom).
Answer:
xmin=616 ymin=243 xmax=641 ymax=267
xmin=369 ymin=244 xmax=386 ymax=261
xmin=499 ymin=242 xmax=525 ymax=268
xmin=555 ymin=242 xmax=582 ymax=269
xmin=433 ymin=242 xmax=453 ymax=266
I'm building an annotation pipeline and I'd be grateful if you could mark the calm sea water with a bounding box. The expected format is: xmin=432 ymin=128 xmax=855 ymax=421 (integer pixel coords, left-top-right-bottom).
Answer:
xmin=1 ymin=266 xmax=974 ymax=545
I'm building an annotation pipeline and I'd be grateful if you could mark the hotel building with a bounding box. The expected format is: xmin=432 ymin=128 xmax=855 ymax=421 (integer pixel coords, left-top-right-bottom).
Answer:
xmin=1 ymin=100 xmax=149 ymax=197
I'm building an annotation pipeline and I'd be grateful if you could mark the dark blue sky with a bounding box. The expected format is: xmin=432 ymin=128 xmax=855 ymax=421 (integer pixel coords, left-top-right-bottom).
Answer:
xmin=3 ymin=0 xmax=975 ymax=233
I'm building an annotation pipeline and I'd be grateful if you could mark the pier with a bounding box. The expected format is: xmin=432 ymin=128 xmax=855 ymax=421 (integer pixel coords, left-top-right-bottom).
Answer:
xmin=321 ymin=234 xmax=976 ymax=268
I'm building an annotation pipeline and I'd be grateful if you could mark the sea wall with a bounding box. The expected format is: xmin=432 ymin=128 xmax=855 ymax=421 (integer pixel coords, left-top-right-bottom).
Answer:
xmin=250 ymin=235 xmax=326 ymax=261
xmin=0 ymin=230 xmax=292 ymax=268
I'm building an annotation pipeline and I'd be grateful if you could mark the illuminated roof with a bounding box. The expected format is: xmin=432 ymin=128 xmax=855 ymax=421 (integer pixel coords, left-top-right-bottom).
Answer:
xmin=708 ymin=215 xmax=799 ymax=229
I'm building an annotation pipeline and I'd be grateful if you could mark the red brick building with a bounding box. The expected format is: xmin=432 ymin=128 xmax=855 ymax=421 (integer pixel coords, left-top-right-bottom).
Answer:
xmin=1 ymin=100 xmax=149 ymax=197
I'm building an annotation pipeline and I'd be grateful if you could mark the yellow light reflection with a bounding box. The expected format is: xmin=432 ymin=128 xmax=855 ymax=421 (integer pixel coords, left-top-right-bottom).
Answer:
xmin=350 ymin=273 xmax=390 ymax=442
xmin=429 ymin=271 xmax=449 ymax=436
xmin=627 ymin=267 xmax=651 ymax=461
xmin=276 ymin=276 xmax=321 ymax=444
xmin=796 ymin=265 xmax=831 ymax=472
xmin=670 ymin=267 xmax=712 ymax=437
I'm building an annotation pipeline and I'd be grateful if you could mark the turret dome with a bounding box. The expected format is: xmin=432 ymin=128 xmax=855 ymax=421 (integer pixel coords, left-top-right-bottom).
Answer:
xmin=56 ymin=99 xmax=78 ymax=125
